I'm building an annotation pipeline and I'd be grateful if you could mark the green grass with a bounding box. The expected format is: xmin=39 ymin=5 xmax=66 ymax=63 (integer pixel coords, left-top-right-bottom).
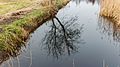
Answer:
xmin=0 ymin=8 xmax=46 ymax=56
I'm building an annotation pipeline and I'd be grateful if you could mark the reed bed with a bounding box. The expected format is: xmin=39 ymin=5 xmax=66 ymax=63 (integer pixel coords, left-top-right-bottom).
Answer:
xmin=100 ymin=0 xmax=120 ymax=24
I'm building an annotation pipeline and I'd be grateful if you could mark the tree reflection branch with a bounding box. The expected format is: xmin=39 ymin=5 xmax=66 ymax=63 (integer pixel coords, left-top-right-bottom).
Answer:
xmin=42 ymin=16 xmax=84 ymax=58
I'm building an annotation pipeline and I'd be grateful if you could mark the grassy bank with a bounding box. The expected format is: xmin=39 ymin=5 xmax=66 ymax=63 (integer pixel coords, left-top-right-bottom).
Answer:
xmin=100 ymin=0 xmax=120 ymax=24
xmin=0 ymin=0 xmax=69 ymax=64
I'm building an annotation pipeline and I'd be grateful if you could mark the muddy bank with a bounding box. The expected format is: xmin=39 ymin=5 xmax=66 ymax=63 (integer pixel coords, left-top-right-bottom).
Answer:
xmin=100 ymin=0 xmax=120 ymax=24
xmin=0 ymin=0 xmax=69 ymax=64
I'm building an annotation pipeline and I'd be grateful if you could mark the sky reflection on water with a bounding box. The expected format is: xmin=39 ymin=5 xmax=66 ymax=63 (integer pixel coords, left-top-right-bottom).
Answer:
xmin=2 ymin=0 xmax=120 ymax=67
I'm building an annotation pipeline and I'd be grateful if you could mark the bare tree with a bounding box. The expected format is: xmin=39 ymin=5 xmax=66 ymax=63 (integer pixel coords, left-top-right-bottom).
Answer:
xmin=42 ymin=16 xmax=85 ymax=58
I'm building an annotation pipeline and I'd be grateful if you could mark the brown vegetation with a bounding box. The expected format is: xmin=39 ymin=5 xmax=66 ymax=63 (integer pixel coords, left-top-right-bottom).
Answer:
xmin=100 ymin=0 xmax=120 ymax=24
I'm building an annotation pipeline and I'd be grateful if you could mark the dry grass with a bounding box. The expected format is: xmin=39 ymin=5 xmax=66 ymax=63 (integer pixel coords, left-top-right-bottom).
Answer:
xmin=0 ymin=0 xmax=43 ymax=25
xmin=0 ymin=0 xmax=41 ymax=15
xmin=0 ymin=0 xmax=69 ymax=25
xmin=100 ymin=0 xmax=120 ymax=24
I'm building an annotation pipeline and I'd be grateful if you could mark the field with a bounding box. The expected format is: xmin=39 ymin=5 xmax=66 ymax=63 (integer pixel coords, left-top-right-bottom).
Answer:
xmin=0 ymin=0 xmax=41 ymax=15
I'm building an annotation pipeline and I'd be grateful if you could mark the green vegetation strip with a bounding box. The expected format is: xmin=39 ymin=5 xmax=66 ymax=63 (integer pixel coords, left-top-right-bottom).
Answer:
xmin=0 ymin=0 xmax=69 ymax=58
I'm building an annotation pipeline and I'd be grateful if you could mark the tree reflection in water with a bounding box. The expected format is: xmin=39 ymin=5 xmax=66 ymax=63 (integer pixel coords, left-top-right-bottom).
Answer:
xmin=87 ymin=0 xmax=95 ymax=5
xmin=71 ymin=0 xmax=97 ymax=5
xmin=42 ymin=16 xmax=84 ymax=58
xmin=71 ymin=0 xmax=81 ymax=4
xmin=98 ymin=17 xmax=120 ymax=42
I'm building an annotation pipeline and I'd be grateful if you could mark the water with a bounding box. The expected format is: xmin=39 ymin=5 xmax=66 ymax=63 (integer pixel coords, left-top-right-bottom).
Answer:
xmin=2 ymin=0 xmax=120 ymax=67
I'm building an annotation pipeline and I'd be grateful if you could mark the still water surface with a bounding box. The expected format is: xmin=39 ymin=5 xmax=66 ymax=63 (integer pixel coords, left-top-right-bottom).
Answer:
xmin=2 ymin=0 xmax=120 ymax=67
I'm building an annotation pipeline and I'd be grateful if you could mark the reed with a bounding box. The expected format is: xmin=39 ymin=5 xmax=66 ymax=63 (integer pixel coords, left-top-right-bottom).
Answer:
xmin=100 ymin=0 xmax=120 ymax=24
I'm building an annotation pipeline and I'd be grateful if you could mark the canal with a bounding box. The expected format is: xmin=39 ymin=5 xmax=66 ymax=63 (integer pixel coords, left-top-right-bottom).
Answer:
xmin=2 ymin=0 xmax=120 ymax=67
